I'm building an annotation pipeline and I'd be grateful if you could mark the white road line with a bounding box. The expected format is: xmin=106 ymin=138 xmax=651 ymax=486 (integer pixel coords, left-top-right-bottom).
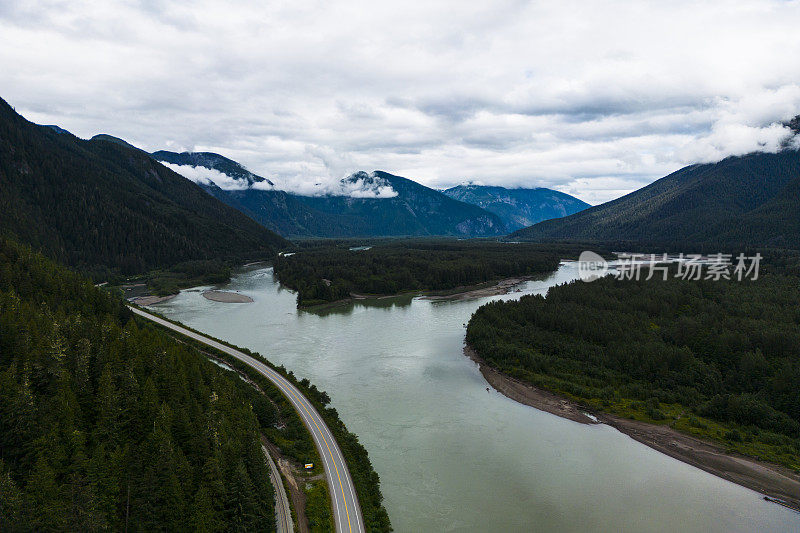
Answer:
xmin=129 ymin=306 xmax=365 ymax=533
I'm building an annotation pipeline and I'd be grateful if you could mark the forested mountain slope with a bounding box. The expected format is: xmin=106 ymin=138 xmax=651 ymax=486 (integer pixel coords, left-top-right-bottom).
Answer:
xmin=89 ymin=134 xmax=141 ymax=151
xmin=510 ymin=149 xmax=800 ymax=248
xmin=295 ymin=171 xmax=507 ymax=237
xmin=0 ymin=98 xmax=288 ymax=277
xmin=706 ymin=173 xmax=800 ymax=249
xmin=152 ymin=150 xmax=508 ymax=238
xmin=152 ymin=150 xmax=274 ymax=188
xmin=442 ymin=185 xmax=589 ymax=231
xmin=0 ymin=238 xmax=276 ymax=530
xmin=151 ymin=150 xmax=345 ymax=237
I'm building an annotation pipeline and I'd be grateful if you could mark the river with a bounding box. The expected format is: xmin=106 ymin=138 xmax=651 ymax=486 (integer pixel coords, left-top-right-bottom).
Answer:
xmin=149 ymin=261 xmax=799 ymax=532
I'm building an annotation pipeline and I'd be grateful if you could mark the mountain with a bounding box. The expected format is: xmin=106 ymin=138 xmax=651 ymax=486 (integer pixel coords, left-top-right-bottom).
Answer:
xmin=151 ymin=151 xmax=508 ymax=238
xmin=90 ymin=133 xmax=141 ymax=151
xmin=787 ymin=116 xmax=800 ymax=135
xmin=510 ymin=149 xmax=800 ymax=248
xmin=153 ymin=150 xmax=274 ymax=188
xmin=294 ymin=171 xmax=507 ymax=237
xmin=442 ymin=185 xmax=590 ymax=231
xmin=0 ymin=97 xmax=289 ymax=276
xmin=43 ymin=124 xmax=71 ymax=135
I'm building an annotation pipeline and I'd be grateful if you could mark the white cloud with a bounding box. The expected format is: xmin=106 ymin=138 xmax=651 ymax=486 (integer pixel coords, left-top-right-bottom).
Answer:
xmin=162 ymin=161 xmax=397 ymax=198
xmin=161 ymin=162 xmax=251 ymax=191
xmin=676 ymin=86 xmax=800 ymax=163
xmin=338 ymin=173 xmax=398 ymax=199
xmin=283 ymin=171 xmax=400 ymax=198
xmin=678 ymin=122 xmax=796 ymax=163
xmin=2 ymin=0 xmax=800 ymax=205
xmin=251 ymin=180 xmax=276 ymax=191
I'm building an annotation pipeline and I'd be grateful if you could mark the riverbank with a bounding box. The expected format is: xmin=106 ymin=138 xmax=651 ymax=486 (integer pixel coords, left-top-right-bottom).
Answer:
xmin=465 ymin=345 xmax=596 ymax=424
xmin=114 ymin=258 xmax=270 ymax=305
xmin=299 ymin=275 xmax=534 ymax=310
xmin=419 ymin=276 xmax=532 ymax=301
xmin=465 ymin=345 xmax=800 ymax=511
xmin=129 ymin=293 xmax=177 ymax=305
xmin=129 ymin=289 xmax=255 ymax=305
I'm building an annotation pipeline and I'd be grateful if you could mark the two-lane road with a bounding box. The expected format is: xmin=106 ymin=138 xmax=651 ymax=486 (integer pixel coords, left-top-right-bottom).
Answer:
xmin=129 ymin=306 xmax=365 ymax=533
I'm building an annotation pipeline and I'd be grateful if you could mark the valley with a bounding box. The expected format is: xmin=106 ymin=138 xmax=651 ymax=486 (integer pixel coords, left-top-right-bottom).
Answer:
xmin=2 ymin=87 xmax=799 ymax=533
xmin=147 ymin=261 xmax=800 ymax=532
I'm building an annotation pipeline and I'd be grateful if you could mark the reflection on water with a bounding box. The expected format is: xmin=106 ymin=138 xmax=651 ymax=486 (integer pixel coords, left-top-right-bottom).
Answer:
xmin=151 ymin=262 xmax=799 ymax=533
xmin=303 ymin=293 xmax=416 ymax=317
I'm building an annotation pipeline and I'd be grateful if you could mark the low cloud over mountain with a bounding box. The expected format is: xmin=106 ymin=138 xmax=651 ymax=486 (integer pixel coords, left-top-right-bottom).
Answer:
xmin=4 ymin=1 xmax=800 ymax=203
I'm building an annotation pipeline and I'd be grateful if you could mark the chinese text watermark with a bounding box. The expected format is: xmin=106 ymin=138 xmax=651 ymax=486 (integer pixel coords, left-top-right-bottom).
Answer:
xmin=577 ymin=252 xmax=762 ymax=283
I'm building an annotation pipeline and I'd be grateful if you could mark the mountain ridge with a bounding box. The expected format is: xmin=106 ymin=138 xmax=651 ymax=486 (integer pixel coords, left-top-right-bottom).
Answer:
xmin=510 ymin=149 xmax=800 ymax=248
xmin=151 ymin=151 xmax=508 ymax=238
xmin=153 ymin=150 xmax=275 ymax=188
xmin=0 ymin=97 xmax=289 ymax=276
xmin=442 ymin=184 xmax=589 ymax=231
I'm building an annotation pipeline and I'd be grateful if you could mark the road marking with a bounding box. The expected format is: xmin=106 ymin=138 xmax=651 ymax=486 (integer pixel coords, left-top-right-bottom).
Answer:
xmin=129 ymin=307 xmax=363 ymax=533
xmin=282 ymin=381 xmax=353 ymax=532
xmin=255 ymin=362 xmax=345 ymax=529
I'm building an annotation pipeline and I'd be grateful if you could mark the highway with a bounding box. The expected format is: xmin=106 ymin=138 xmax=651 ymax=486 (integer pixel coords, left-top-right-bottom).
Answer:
xmin=129 ymin=306 xmax=365 ymax=533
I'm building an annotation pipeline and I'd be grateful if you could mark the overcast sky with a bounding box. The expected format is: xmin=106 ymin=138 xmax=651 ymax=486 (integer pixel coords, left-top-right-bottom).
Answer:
xmin=2 ymin=0 xmax=800 ymax=203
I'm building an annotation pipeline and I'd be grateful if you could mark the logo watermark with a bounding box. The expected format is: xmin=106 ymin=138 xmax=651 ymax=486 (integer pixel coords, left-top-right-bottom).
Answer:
xmin=577 ymin=252 xmax=762 ymax=283
xmin=577 ymin=251 xmax=609 ymax=282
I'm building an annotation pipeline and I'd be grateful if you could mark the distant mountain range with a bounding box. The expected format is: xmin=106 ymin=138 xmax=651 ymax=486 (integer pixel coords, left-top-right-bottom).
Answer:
xmin=511 ymin=148 xmax=800 ymax=249
xmin=0 ymin=98 xmax=288 ymax=275
xmin=442 ymin=185 xmax=589 ymax=231
xmin=151 ymin=151 xmax=507 ymax=238
xmin=13 ymin=92 xmax=796 ymax=253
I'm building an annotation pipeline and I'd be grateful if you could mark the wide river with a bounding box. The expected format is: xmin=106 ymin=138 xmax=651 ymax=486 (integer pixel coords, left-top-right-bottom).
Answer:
xmin=150 ymin=261 xmax=799 ymax=532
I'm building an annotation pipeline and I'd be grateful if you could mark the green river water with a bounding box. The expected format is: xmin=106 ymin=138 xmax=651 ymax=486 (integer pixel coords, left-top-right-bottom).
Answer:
xmin=149 ymin=261 xmax=799 ymax=532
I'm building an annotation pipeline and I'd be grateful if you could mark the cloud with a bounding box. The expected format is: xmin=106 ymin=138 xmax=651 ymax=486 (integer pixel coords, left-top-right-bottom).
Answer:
xmin=285 ymin=170 xmax=399 ymax=198
xmin=161 ymin=162 xmax=251 ymax=191
xmin=162 ymin=161 xmax=397 ymax=198
xmin=337 ymin=172 xmax=398 ymax=198
xmin=2 ymin=0 xmax=800 ymax=205
xmin=676 ymin=86 xmax=800 ymax=162
xmin=251 ymin=180 xmax=276 ymax=191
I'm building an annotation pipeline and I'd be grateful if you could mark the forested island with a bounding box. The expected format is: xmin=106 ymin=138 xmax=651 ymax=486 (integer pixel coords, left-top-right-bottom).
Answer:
xmin=466 ymin=258 xmax=800 ymax=474
xmin=273 ymin=240 xmax=596 ymax=307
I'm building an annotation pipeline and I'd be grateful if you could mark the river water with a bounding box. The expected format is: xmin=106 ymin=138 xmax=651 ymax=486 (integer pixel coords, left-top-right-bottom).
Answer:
xmin=149 ymin=262 xmax=799 ymax=532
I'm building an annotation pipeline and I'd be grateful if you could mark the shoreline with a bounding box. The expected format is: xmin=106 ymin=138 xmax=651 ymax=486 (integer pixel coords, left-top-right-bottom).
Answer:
xmin=299 ymin=275 xmax=534 ymax=310
xmin=128 ymin=294 xmax=177 ymax=306
xmin=465 ymin=345 xmax=800 ymax=511
xmin=419 ymin=276 xmax=532 ymax=301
